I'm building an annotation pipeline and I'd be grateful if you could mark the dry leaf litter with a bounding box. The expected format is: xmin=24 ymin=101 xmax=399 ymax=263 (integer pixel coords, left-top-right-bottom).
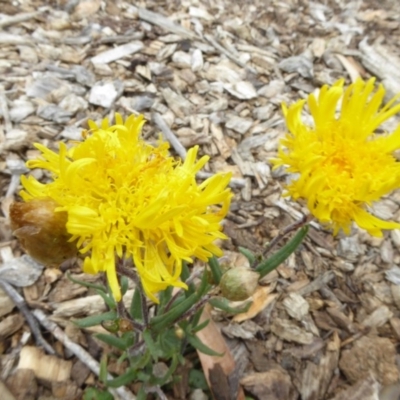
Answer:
xmin=1 ymin=0 xmax=400 ymax=399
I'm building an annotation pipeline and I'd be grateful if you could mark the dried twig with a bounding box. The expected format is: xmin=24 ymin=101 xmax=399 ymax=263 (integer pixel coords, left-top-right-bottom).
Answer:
xmin=138 ymin=7 xmax=198 ymax=40
xmin=0 ymin=279 xmax=55 ymax=355
xmin=0 ymin=92 xmax=12 ymax=133
xmin=204 ymin=34 xmax=258 ymax=75
xmin=0 ymin=10 xmax=46 ymax=29
xmin=153 ymin=112 xmax=246 ymax=188
xmin=33 ymin=309 xmax=136 ymax=400
xmin=153 ymin=112 xmax=187 ymax=159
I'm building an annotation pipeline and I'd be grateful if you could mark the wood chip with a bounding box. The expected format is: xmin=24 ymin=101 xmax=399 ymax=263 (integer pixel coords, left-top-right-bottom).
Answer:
xmin=271 ymin=318 xmax=315 ymax=345
xmin=17 ymin=346 xmax=72 ymax=382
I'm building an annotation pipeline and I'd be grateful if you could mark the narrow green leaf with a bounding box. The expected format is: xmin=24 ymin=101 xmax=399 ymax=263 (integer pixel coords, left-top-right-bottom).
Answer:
xmin=209 ymin=297 xmax=252 ymax=314
xmin=150 ymin=292 xmax=198 ymax=332
xmin=96 ymin=333 xmax=130 ymax=351
xmin=255 ymin=225 xmax=309 ymax=277
xmin=180 ymin=261 xmax=190 ymax=281
xmin=99 ymin=355 xmax=108 ymax=383
xmin=157 ymin=285 xmax=173 ymax=311
xmin=150 ymin=268 xmax=210 ymax=332
xmin=181 ymin=261 xmax=195 ymax=295
xmin=83 ymin=387 xmax=113 ymax=400
xmin=130 ymin=349 xmax=151 ymax=370
xmin=120 ymin=276 xmax=129 ymax=296
xmin=73 ymin=310 xmax=117 ymax=328
xmin=97 ymin=289 xmax=116 ymax=309
xmin=191 ymin=317 xmax=209 ymax=333
xmin=66 ymin=272 xmax=107 ymax=293
xmin=190 ymin=308 xmax=203 ymax=328
xmin=238 ymin=247 xmax=256 ymax=265
xmin=186 ymin=334 xmax=224 ymax=356
xmin=129 ymin=288 xmax=143 ymax=321
xmin=143 ymin=329 xmax=163 ymax=359
xmin=136 ymin=387 xmax=147 ymax=400
xmin=208 ymin=256 xmax=222 ymax=284
xmin=106 ymin=368 xmax=138 ymax=388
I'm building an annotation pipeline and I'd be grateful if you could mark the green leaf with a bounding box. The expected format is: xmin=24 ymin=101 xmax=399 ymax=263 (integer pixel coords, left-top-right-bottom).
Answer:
xmin=157 ymin=285 xmax=173 ymax=311
xmin=238 ymin=247 xmax=256 ymax=265
xmin=96 ymin=333 xmax=132 ymax=351
xmin=159 ymin=328 xmax=181 ymax=356
xmin=186 ymin=334 xmax=223 ymax=356
xmin=136 ymin=387 xmax=147 ymax=400
xmin=150 ymin=268 xmax=210 ymax=332
xmin=99 ymin=356 xmax=108 ymax=384
xmin=209 ymin=297 xmax=252 ymax=314
xmin=120 ymin=276 xmax=129 ymax=296
xmin=106 ymin=368 xmax=138 ymax=388
xmin=256 ymin=225 xmax=309 ymax=277
xmin=180 ymin=261 xmax=190 ymax=282
xmin=130 ymin=288 xmax=143 ymax=321
xmin=181 ymin=261 xmax=195 ymax=295
xmin=83 ymin=387 xmax=113 ymax=400
xmin=130 ymin=349 xmax=151 ymax=370
xmin=208 ymin=256 xmax=222 ymax=284
xmin=66 ymin=272 xmax=107 ymax=293
xmin=97 ymin=289 xmax=116 ymax=309
xmin=191 ymin=317 xmax=209 ymax=333
xmin=190 ymin=308 xmax=203 ymax=328
xmin=143 ymin=329 xmax=163 ymax=359
xmin=150 ymin=292 xmax=198 ymax=332
xmin=74 ymin=310 xmax=117 ymax=329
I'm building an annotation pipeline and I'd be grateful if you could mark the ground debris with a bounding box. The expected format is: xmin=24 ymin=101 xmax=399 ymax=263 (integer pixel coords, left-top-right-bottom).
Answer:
xmin=1 ymin=0 xmax=400 ymax=399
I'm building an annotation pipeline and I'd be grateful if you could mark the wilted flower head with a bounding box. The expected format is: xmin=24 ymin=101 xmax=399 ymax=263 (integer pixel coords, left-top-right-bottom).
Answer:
xmin=274 ymin=78 xmax=400 ymax=237
xmin=10 ymin=198 xmax=77 ymax=266
xmin=20 ymin=114 xmax=232 ymax=302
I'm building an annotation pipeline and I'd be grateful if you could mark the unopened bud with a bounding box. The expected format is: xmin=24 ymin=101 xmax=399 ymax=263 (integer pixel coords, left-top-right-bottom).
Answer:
xmin=174 ymin=327 xmax=185 ymax=339
xmin=219 ymin=267 xmax=260 ymax=301
xmin=9 ymin=199 xmax=77 ymax=267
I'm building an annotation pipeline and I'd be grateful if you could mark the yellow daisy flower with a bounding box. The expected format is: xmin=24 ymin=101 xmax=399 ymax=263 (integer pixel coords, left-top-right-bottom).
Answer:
xmin=274 ymin=78 xmax=400 ymax=237
xmin=21 ymin=114 xmax=232 ymax=302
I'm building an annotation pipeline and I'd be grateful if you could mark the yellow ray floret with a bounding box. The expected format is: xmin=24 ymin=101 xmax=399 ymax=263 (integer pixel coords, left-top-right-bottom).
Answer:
xmin=273 ymin=78 xmax=400 ymax=237
xmin=21 ymin=114 xmax=232 ymax=302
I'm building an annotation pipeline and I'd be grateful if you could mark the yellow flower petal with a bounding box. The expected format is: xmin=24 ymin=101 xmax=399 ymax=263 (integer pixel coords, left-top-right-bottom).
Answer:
xmin=21 ymin=113 xmax=232 ymax=302
xmin=274 ymin=78 xmax=400 ymax=236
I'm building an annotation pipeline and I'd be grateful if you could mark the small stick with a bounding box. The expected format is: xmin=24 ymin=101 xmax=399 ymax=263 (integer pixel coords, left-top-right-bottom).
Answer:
xmin=0 ymin=10 xmax=46 ymax=29
xmin=33 ymin=309 xmax=136 ymax=400
xmin=0 ymin=279 xmax=55 ymax=355
xmin=204 ymin=34 xmax=258 ymax=75
xmin=146 ymin=385 xmax=168 ymax=400
xmin=152 ymin=112 xmax=246 ymax=188
xmin=153 ymin=112 xmax=187 ymax=159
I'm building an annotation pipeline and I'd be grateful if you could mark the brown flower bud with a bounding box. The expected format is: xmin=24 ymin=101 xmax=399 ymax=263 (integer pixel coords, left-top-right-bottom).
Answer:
xmin=219 ymin=267 xmax=260 ymax=301
xmin=9 ymin=199 xmax=77 ymax=267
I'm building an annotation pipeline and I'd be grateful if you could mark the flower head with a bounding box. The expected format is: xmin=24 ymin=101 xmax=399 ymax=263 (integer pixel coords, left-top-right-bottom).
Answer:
xmin=274 ymin=78 xmax=400 ymax=236
xmin=21 ymin=114 xmax=232 ymax=302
